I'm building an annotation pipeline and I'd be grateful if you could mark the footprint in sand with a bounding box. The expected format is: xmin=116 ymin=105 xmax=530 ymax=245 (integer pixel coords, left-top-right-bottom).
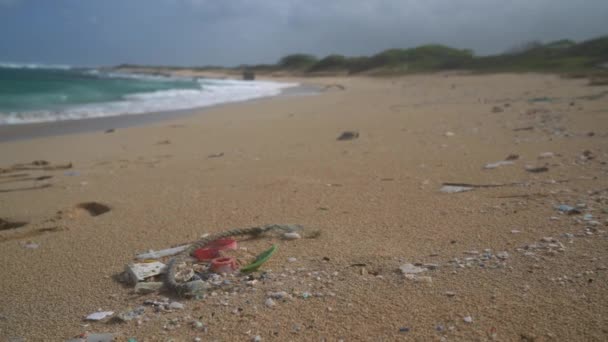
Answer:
xmin=0 ymin=218 xmax=28 ymax=231
xmin=60 ymin=202 xmax=111 ymax=219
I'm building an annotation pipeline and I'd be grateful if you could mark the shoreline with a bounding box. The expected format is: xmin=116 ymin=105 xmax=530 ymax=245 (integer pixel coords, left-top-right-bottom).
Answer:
xmin=0 ymin=82 xmax=319 ymax=143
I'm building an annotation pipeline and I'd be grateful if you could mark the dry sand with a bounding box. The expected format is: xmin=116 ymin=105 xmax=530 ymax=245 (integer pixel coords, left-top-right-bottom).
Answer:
xmin=0 ymin=73 xmax=607 ymax=341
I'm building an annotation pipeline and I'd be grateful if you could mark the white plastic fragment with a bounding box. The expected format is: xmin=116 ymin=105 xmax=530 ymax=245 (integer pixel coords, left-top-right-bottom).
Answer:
xmin=283 ymin=232 xmax=301 ymax=240
xmin=23 ymin=242 xmax=39 ymax=249
xmin=399 ymin=263 xmax=426 ymax=274
xmin=440 ymin=185 xmax=474 ymax=193
xmin=136 ymin=245 xmax=189 ymax=260
xmin=463 ymin=316 xmax=473 ymax=323
xmin=484 ymin=160 xmax=514 ymax=169
xmin=125 ymin=262 xmax=166 ymax=285
xmin=538 ymin=152 xmax=554 ymax=159
xmin=85 ymin=311 xmax=114 ymax=321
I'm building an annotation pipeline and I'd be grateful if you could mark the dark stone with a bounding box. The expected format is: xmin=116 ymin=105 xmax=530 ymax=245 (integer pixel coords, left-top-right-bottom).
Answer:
xmin=243 ymin=70 xmax=255 ymax=81
xmin=337 ymin=131 xmax=359 ymax=141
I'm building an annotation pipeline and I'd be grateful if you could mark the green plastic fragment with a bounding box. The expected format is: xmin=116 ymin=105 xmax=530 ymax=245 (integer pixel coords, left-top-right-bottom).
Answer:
xmin=240 ymin=245 xmax=277 ymax=273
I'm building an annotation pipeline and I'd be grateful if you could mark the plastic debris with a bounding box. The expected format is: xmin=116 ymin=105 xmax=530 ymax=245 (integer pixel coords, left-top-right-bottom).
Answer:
xmin=22 ymin=242 xmax=39 ymax=249
xmin=399 ymin=327 xmax=410 ymax=333
xmin=125 ymin=262 xmax=166 ymax=284
xmin=399 ymin=263 xmax=426 ymax=274
xmin=484 ymin=160 xmax=514 ymax=169
xmin=85 ymin=311 xmax=114 ymax=321
xmin=134 ymin=282 xmax=163 ymax=294
xmin=555 ymin=205 xmax=581 ymax=215
xmin=283 ymin=232 xmax=301 ymax=240
xmin=241 ymin=245 xmax=278 ymax=273
xmin=193 ymin=238 xmax=238 ymax=261
xmin=210 ymin=257 xmax=238 ymax=274
xmin=538 ymin=152 xmax=554 ymax=159
xmin=440 ymin=185 xmax=474 ymax=193
xmin=117 ymin=307 xmax=145 ymax=322
xmin=463 ymin=316 xmax=473 ymax=323
xmin=136 ymin=245 xmax=189 ymax=260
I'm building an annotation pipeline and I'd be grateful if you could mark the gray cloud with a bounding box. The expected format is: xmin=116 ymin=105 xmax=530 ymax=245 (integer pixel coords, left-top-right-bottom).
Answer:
xmin=0 ymin=0 xmax=607 ymax=66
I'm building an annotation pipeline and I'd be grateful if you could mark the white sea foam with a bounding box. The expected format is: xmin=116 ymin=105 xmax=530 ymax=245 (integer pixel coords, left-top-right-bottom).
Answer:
xmin=0 ymin=61 xmax=72 ymax=70
xmin=0 ymin=79 xmax=298 ymax=125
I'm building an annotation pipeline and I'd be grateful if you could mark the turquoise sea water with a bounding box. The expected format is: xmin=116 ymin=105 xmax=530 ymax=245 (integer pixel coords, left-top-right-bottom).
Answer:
xmin=0 ymin=64 xmax=296 ymax=125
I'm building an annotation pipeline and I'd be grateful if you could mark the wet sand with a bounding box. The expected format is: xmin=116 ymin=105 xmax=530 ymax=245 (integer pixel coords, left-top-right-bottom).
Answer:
xmin=0 ymin=73 xmax=607 ymax=341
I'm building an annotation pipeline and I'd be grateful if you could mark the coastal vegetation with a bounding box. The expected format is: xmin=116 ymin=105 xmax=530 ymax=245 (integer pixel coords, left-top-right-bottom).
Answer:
xmin=115 ymin=35 xmax=608 ymax=76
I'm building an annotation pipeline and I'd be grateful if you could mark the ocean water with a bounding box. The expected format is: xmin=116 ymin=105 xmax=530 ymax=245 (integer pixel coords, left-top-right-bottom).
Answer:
xmin=0 ymin=63 xmax=297 ymax=125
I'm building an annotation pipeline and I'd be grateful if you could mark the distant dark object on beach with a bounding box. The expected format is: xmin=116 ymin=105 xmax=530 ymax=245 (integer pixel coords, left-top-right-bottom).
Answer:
xmin=105 ymin=129 xmax=115 ymax=133
xmin=323 ymin=84 xmax=346 ymax=91
xmin=243 ymin=70 xmax=255 ymax=81
xmin=207 ymin=152 xmax=224 ymax=159
xmin=492 ymin=106 xmax=503 ymax=113
xmin=337 ymin=131 xmax=359 ymax=141
xmin=0 ymin=218 xmax=28 ymax=231
xmin=526 ymin=166 xmax=549 ymax=173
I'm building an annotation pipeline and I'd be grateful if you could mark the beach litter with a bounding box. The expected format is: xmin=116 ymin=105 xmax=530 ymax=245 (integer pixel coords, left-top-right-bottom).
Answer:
xmin=240 ymin=245 xmax=277 ymax=273
xmin=120 ymin=224 xmax=305 ymax=297
xmin=136 ymin=244 xmax=189 ymax=260
xmin=484 ymin=160 xmax=514 ymax=169
xmin=337 ymin=131 xmax=359 ymax=141
xmin=116 ymin=307 xmax=145 ymax=322
xmin=440 ymin=185 xmax=474 ymax=193
xmin=125 ymin=262 xmax=166 ymax=285
xmin=555 ymin=205 xmax=581 ymax=215
xmin=85 ymin=311 xmax=114 ymax=321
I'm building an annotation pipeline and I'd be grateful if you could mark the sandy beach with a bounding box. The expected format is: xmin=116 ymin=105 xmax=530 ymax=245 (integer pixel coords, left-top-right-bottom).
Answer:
xmin=1 ymin=73 xmax=607 ymax=341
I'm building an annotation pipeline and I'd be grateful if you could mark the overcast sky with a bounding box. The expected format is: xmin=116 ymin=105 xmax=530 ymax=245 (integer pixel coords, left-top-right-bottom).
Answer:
xmin=0 ymin=0 xmax=607 ymax=67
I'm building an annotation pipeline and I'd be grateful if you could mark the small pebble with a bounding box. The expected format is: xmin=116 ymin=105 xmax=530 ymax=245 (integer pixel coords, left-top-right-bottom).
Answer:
xmin=252 ymin=336 xmax=262 ymax=342
xmin=287 ymin=257 xmax=297 ymax=262
xmin=168 ymin=302 xmax=184 ymax=310
xmin=496 ymin=252 xmax=509 ymax=260
xmin=265 ymin=298 xmax=276 ymax=307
